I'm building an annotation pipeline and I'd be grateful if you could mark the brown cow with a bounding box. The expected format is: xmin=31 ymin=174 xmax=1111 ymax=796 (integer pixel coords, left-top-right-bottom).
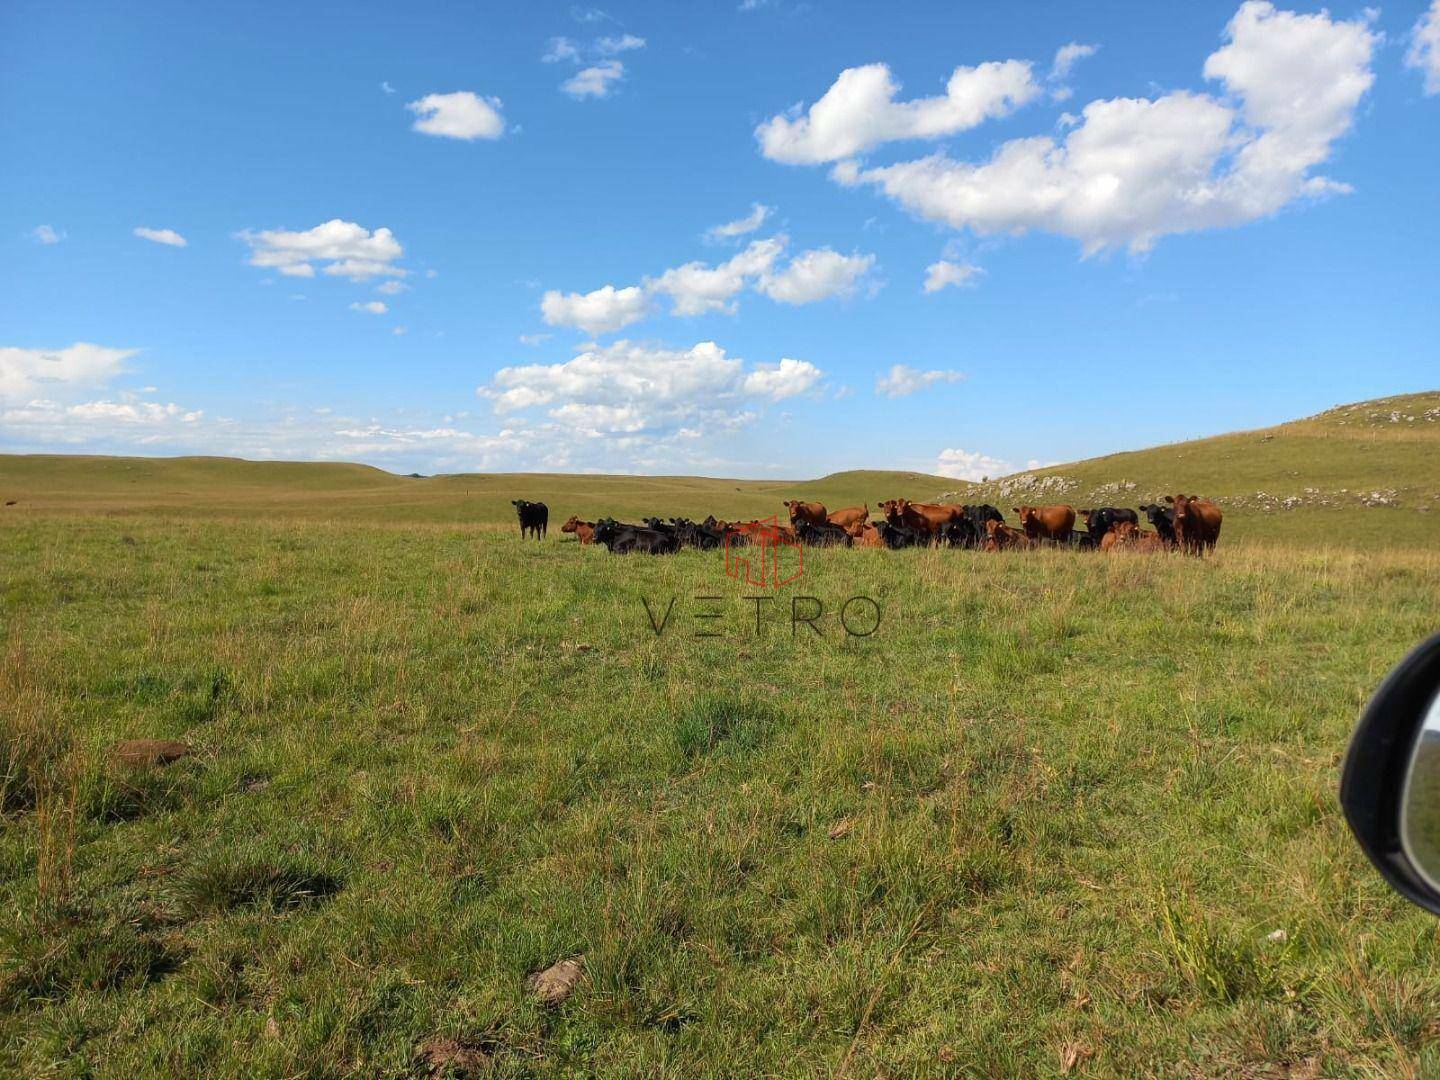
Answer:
xmin=881 ymin=498 xmax=961 ymax=536
xmin=1167 ymin=494 xmax=1222 ymax=555
xmin=782 ymin=500 xmax=827 ymax=527
xmin=733 ymin=518 xmax=798 ymax=543
xmin=560 ymin=516 xmax=596 ymax=544
xmin=851 ymin=522 xmax=885 ymax=548
xmin=1012 ymin=504 xmax=1076 ymax=543
xmin=983 ymin=518 xmax=1033 ymax=551
xmin=827 ymin=504 xmax=868 ymax=530
xmin=1101 ymin=520 xmax=1166 ymax=553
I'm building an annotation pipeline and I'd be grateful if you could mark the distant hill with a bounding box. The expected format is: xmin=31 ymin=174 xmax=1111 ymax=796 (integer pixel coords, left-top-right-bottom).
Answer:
xmin=952 ymin=390 xmax=1440 ymax=547
xmin=1 ymin=392 xmax=1436 ymax=546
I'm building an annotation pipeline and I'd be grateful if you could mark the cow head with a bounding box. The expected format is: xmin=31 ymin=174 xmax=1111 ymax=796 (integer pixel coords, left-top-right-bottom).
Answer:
xmin=879 ymin=498 xmax=907 ymax=524
xmin=781 ymin=500 xmax=802 ymax=523
xmin=511 ymin=499 xmax=529 ymax=510
xmin=561 ymin=515 xmax=581 ymax=533
xmin=1167 ymin=494 xmax=1193 ymax=535
xmin=1013 ymin=505 xmax=1038 ymax=531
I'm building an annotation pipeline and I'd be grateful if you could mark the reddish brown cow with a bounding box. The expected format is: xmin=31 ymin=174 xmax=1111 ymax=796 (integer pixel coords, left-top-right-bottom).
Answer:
xmin=827 ymin=504 xmax=868 ymax=530
xmin=1012 ymin=504 xmax=1076 ymax=543
xmin=1167 ymin=494 xmax=1223 ymax=555
xmin=560 ymin=516 xmax=596 ymax=544
xmin=983 ymin=518 xmax=1033 ymax=551
xmin=782 ymin=500 xmax=827 ymax=527
xmin=732 ymin=518 xmax=798 ymax=543
xmin=851 ymin=522 xmax=885 ymax=548
xmin=1102 ymin=520 xmax=1166 ymax=553
xmin=881 ymin=498 xmax=961 ymax=536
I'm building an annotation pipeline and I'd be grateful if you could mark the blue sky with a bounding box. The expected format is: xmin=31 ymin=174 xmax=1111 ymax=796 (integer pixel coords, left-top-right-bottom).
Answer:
xmin=2 ymin=0 xmax=1437 ymax=480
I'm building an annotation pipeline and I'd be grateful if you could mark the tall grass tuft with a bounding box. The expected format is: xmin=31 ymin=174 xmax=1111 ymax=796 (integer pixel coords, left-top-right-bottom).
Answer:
xmin=672 ymin=693 xmax=778 ymax=759
xmin=1 ymin=635 xmax=82 ymax=914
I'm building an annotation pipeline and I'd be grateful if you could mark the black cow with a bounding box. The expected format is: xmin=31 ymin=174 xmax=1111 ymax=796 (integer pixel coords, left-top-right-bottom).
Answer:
xmin=642 ymin=517 xmax=679 ymax=537
xmin=796 ymin=520 xmax=852 ymax=547
xmin=1078 ymin=506 xmax=1139 ymax=544
xmin=1137 ymin=504 xmax=1177 ymax=546
xmin=875 ymin=521 xmax=924 ymax=549
xmin=671 ymin=518 xmax=724 ymax=549
xmin=592 ymin=518 xmax=677 ymax=555
xmin=963 ymin=504 xmax=1005 ymax=531
xmin=941 ymin=517 xmax=982 ymax=549
xmin=512 ymin=499 xmax=548 ymax=539
xmin=1068 ymin=530 xmax=1097 ymax=551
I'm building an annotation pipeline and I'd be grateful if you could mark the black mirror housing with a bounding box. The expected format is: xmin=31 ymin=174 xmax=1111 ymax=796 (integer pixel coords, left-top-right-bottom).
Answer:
xmin=1341 ymin=631 xmax=1440 ymax=916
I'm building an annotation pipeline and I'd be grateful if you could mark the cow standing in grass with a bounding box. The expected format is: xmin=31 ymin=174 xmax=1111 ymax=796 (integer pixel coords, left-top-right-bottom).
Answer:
xmin=1013 ymin=504 xmax=1076 ymax=544
xmin=782 ymin=500 xmax=828 ymax=528
xmin=1168 ymin=494 xmax=1222 ymax=555
xmin=512 ymin=499 xmax=548 ymax=539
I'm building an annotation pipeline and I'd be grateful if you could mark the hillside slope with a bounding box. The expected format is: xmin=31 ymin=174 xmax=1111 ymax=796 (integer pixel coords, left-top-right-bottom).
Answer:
xmin=1 ymin=392 xmax=1435 ymax=546
xmin=955 ymin=391 xmax=1440 ymax=547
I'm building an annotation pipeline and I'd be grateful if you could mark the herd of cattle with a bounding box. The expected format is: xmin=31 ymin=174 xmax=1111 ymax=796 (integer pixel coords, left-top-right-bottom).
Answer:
xmin=512 ymin=495 xmax=1224 ymax=556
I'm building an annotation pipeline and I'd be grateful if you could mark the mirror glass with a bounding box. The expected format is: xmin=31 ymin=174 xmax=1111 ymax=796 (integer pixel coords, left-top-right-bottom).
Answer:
xmin=1401 ymin=685 xmax=1440 ymax=890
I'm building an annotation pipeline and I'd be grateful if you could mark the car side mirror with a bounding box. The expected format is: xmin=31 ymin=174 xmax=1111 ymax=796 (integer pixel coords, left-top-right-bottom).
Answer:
xmin=1341 ymin=631 xmax=1440 ymax=915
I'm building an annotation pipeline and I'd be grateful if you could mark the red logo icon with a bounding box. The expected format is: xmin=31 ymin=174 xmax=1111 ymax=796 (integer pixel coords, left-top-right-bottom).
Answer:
xmin=724 ymin=515 xmax=804 ymax=589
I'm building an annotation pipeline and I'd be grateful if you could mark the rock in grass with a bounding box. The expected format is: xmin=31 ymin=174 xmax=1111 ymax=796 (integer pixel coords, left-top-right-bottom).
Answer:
xmin=527 ymin=956 xmax=583 ymax=1006
xmin=108 ymin=739 xmax=191 ymax=768
xmin=416 ymin=1036 xmax=489 ymax=1074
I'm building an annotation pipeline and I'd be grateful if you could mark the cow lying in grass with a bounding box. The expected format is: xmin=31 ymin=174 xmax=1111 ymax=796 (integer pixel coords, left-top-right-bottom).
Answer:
xmin=592 ymin=518 xmax=678 ymax=554
xmin=796 ymin=520 xmax=851 ymax=547
xmin=1100 ymin=521 xmax=1167 ymax=553
xmin=560 ymin=516 xmax=595 ymax=544
xmin=984 ymin=519 xmax=1034 ymax=551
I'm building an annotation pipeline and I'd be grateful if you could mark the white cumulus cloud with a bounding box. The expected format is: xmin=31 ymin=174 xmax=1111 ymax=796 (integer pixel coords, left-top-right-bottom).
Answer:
xmin=134 ymin=227 xmax=187 ymax=247
xmin=742 ymin=357 xmax=823 ymax=400
xmin=350 ymin=301 xmax=388 ymax=314
xmin=936 ymin=448 xmax=1016 ymax=481
xmin=481 ymin=339 xmax=822 ymax=435
xmin=923 ymin=260 xmax=982 ymax=293
xmin=706 ymin=203 xmax=774 ymax=241
xmin=562 ymin=60 xmax=626 ymax=99
xmin=1408 ymin=0 xmax=1440 ymax=95
xmin=29 ymin=225 xmax=63 ymax=245
xmin=241 ymin=219 xmax=405 ymax=281
xmin=756 ymin=59 xmax=1041 ymax=164
xmin=1050 ymin=43 xmax=1097 ymax=81
xmin=0 ymin=343 xmax=138 ymax=403
xmin=648 ymin=237 xmax=785 ymax=315
xmin=758 ymin=248 xmax=874 ymax=304
xmin=407 ymin=91 xmax=506 ymax=140
xmin=596 ymin=33 xmax=646 ymax=54
xmin=541 ymin=284 xmax=651 ymax=335
xmin=875 ymin=364 xmax=964 ymax=397
xmin=833 ymin=2 xmax=1377 ymax=254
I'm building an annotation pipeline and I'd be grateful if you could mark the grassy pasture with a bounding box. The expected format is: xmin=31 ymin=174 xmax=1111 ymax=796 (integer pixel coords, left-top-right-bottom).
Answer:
xmin=3 ymin=390 xmax=1436 ymax=547
xmin=2 ymin=392 xmax=1439 ymax=1075
xmin=4 ymin=511 xmax=1440 ymax=1076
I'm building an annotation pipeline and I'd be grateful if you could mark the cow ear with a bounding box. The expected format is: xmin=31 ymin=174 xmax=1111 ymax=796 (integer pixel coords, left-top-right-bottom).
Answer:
xmin=1164 ymin=496 xmax=1174 ymax=504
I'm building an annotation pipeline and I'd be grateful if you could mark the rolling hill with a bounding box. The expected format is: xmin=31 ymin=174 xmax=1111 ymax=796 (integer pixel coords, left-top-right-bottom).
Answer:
xmin=1 ymin=390 xmax=1436 ymax=546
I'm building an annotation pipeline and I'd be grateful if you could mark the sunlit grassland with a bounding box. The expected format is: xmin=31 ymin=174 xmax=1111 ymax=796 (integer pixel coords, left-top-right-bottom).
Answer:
xmin=4 ymin=509 xmax=1440 ymax=1076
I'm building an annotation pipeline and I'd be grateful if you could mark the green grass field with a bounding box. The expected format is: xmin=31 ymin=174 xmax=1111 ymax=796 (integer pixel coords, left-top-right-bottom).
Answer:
xmin=2 ymin=392 xmax=1439 ymax=1076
